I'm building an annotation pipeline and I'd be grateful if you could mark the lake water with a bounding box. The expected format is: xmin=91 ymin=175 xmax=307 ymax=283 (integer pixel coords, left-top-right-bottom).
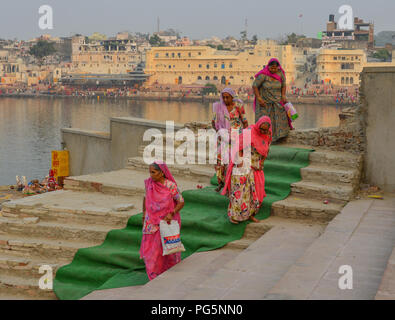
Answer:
xmin=0 ymin=97 xmax=344 ymax=185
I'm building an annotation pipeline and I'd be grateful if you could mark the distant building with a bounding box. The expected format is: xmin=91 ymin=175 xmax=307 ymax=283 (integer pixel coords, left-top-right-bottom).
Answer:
xmin=322 ymin=15 xmax=374 ymax=49
xmin=317 ymin=49 xmax=367 ymax=86
xmin=71 ymin=35 xmax=140 ymax=74
xmin=145 ymin=40 xmax=309 ymax=86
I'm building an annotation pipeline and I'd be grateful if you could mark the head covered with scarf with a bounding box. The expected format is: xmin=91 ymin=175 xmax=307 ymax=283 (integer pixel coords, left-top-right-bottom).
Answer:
xmin=212 ymin=87 xmax=244 ymax=131
xmin=144 ymin=161 xmax=178 ymax=226
xmin=221 ymin=116 xmax=272 ymax=202
xmin=253 ymin=58 xmax=286 ymax=112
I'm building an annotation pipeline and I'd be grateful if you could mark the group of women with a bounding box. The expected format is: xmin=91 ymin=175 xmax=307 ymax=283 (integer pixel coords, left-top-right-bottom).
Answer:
xmin=140 ymin=58 xmax=291 ymax=280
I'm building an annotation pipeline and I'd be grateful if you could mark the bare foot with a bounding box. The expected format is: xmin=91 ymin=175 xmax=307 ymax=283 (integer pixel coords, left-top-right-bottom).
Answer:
xmin=229 ymin=218 xmax=239 ymax=224
xmin=249 ymin=216 xmax=260 ymax=223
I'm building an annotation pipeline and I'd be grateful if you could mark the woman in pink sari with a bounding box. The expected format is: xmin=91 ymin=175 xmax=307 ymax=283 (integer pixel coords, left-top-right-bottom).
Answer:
xmin=222 ymin=116 xmax=272 ymax=224
xmin=140 ymin=161 xmax=185 ymax=280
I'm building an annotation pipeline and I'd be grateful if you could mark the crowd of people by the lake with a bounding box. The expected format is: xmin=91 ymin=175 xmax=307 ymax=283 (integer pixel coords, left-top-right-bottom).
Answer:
xmin=0 ymin=78 xmax=359 ymax=105
xmin=141 ymin=58 xmax=295 ymax=279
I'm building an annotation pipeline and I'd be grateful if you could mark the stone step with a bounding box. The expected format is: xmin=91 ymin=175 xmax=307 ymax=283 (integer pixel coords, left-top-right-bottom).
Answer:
xmin=300 ymin=164 xmax=360 ymax=187
xmin=138 ymin=144 xmax=363 ymax=170
xmin=291 ymin=180 xmax=354 ymax=203
xmin=63 ymin=169 xmax=211 ymax=196
xmin=0 ymin=234 xmax=97 ymax=261
xmin=1 ymin=190 xmax=140 ymax=227
xmin=82 ymin=217 xmax=324 ymax=300
xmin=224 ymin=238 xmax=255 ymax=250
xmin=308 ymin=149 xmax=363 ymax=170
xmin=271 ymin=195 xmax=345 ymax=223
xmin=0 ymin=274 xmax=57 ymax=300
xmin=82 ymin=247 xmax=244 ymax=300
xmin=0 ymin=254 xmax=64 ymax=280
xmin=0 ymin=216 xmax=119 ymax=243
xmin=126 ymin=157 xmax=213 ymax=181
xmin=181 ymin=219 xmax=324 ymax=300
xmin=264 ymin=200 xmax=395 ymax=300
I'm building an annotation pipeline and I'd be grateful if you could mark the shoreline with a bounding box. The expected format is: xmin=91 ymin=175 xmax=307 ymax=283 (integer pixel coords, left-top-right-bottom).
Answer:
xmin=0 ymin=92 xmax=356 ymax=106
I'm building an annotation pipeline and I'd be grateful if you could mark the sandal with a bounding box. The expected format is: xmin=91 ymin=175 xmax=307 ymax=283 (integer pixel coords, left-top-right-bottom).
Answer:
xmin=215 ymin=182 xmax=224 ymax=192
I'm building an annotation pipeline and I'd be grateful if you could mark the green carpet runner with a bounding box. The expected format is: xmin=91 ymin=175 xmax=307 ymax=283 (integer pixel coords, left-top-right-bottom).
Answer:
xmin=53 ymin=146 xmax=313 ymax=300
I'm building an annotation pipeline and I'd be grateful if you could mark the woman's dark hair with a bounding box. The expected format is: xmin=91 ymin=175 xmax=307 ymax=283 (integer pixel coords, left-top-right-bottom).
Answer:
xmin=150 ymin=163 xmax=162 ymax=172
xmin=268 ymin=60 xmax=279 ymax=67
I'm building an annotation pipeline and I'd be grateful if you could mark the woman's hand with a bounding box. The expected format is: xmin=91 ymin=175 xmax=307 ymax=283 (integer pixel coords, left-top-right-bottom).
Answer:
xmin=257 ymin=97 xmax=266 ymax=107
xmin=281 ymin=95 xmax=288 ymax=104
xmin=163 ymin=212 xmax=175 ymax=224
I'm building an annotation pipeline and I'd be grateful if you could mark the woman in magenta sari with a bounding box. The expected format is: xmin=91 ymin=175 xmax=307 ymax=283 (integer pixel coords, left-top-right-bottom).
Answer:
xmin=222 ymin=116 xmax=272 ymax=224
xmin=140 ymin=161 xmax=185 ymax=280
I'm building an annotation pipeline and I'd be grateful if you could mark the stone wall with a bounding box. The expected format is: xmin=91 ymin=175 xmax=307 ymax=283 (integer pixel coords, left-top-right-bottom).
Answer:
xmin=360 ymin=66 xmax=395 ymax=192
xmin=284 ymin=106 xmax=366 ymax=154
xmin=61 ymin=117 xmax=184 ymax=176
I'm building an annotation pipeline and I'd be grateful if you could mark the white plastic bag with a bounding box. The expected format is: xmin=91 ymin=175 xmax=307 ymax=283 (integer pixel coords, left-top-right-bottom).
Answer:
xmin=159 ymin=220 xmax=185 ymax=256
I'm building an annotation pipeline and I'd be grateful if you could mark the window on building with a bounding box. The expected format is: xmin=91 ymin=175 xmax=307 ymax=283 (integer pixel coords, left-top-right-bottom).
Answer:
xmin=197 ymin=76 xmax=202 ymax=80
xmin=350 ymin=77 xmax=354 ymax=84
xmin=178 ymin=53 xmax=181 ymax=58
xmin=198 ymin=52 xmax=201 ymax=55
xmin=334 ymin=57 xmax=337 ymax=60
xmin=229 ymin=63 xmax=233 ymax=68
xmin=199 ymin=64 xmax=202 ymax=68
xmin=341 ymin=77 xmax=345 ymax=84
xmin=221 ymin=63 xmax=225 ymax=69
xmin=213 ymin=76 xmax=218 ymax=80
xmin=205 ymin=76 xmax=210 ymax=80
xmin=206 ymin=64 xmax=210 ymax=69
xmin=172 ymin=53 xmax=175 ymax=58
xmin=214 ymin=63 xmax=217 ymax=68
xmin=188 ymin=64 xmax=191 ymax=68
xmin=188 ymin=52 xmax=191 ymax=57
xmin=166 ymin=53 xmax=169 ymax=57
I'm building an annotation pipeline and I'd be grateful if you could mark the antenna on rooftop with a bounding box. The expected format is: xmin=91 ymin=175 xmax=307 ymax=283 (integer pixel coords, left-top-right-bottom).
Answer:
xmin=245 ymin=18 xmax=248 ymax=39
xmin=157 ymin=17 xmax=160 ymax=34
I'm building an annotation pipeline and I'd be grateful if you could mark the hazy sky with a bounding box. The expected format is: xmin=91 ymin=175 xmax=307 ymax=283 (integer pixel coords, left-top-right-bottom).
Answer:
xmin=1 ymin=0 xmax=393 ymax=40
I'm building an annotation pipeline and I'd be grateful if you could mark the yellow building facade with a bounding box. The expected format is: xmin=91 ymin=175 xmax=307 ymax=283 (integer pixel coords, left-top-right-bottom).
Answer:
xmin=317 ymin=49 xmax=367 ymax=86
xmin=71 ymin=36 xmax=140 ymax=74
xmin=145 ymin=40 xmax=303 ymax=86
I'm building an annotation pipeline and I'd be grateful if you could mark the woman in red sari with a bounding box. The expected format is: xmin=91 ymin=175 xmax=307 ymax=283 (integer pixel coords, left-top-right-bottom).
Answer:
xmin=222 ymin=116 xmax=272 ymax=224
xmin=140 ymin=161 xmax=185 ymax=280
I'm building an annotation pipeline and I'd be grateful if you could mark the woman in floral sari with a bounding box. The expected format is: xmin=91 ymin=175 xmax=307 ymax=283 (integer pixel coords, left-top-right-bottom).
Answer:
xmin=212 ymin=88 xmax=248 ymax=192
xmin=253 ymin=58 xmax=291 ymax=143
xmin=140 ymin=161 xmax=184 ymax=280
xmin=222 ymin=116 xmax=272 ymax=224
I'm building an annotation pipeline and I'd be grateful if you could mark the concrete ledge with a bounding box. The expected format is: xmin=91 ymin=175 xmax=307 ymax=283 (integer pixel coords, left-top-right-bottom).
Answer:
xmin=61 ymin=128 xmax=110 ymax=140
xmin=362 ymin=66 xmax=395 ymax=73
xmin=111 ymin=117 xmax=184 ymax=130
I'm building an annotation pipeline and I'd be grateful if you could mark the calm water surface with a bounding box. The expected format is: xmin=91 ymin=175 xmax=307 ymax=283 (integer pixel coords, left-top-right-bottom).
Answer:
xmin=0 ymin=97 xmax=344 ymax=185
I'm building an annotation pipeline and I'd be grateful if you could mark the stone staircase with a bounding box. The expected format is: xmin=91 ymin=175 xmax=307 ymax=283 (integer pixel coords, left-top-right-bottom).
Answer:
xmin=83 ymin=198 xmax=395 ymax=300
xmin=0 ymin=191 xmax=141 ymax=299
xmin=0 ymin=139 xmax=373 ymax=300
xmin=129 ymin=142 xmax=363 ymax=223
